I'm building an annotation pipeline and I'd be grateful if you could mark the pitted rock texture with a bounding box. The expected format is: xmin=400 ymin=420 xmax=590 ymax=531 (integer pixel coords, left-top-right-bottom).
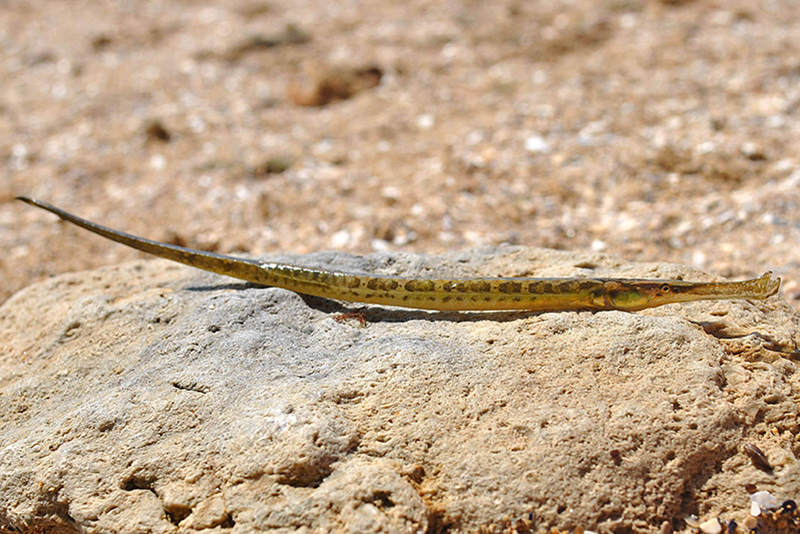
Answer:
xmin=1 ymin=247 xmax=799 ymax=534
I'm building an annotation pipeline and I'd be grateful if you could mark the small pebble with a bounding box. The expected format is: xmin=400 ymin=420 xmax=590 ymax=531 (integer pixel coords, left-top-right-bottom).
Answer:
xmin=685 ymin=515 xmax=701 ymax=528
xmin=743 ymin=443 xmax=772 ymax=472
xmin=417 ymin=114 xmax=435 ymax=130
xmin=751 ymin=500 xmax=761 ymax=517
xmin=144 ymin=119 xmax=171 ymax=142
xmin=524 ymin=135 xmax=550 ymax=153
xmin=329 ymin=229 xmax=351 ymax=248
xmin=252 ymin=156 xmax=293 ymax=176
xmin=698 ymin=517 xmax=722 ymax=534
xmin=660 ymin=520 xmax=673 ymax=534
xmin=740 ymin=142 xmax=767 ymax=161
xmin=743 ymin=515 xmax=758 ymax=529
xmin=751 ymin=490 xmax=779 ymax=511
xmin=150 ymin=153 xmax=167 ymax=170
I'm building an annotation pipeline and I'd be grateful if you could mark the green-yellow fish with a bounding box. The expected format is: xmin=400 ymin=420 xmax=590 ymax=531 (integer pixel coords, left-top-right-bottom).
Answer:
xmin=17 ymin=197 xmax=780 ymax=312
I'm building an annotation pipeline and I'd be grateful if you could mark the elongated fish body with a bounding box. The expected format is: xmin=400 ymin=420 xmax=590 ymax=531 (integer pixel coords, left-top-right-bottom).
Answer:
xmin=17 ymin=197 xmax=780 ymax=312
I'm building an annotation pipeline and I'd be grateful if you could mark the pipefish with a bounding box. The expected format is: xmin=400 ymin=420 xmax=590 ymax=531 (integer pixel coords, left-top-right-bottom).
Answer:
xmin=17 ymin=197 xmax=780 ymax=312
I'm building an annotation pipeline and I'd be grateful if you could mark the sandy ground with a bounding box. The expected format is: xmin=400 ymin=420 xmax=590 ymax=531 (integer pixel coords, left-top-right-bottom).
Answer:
xmin=3 ymin=0 xmax=800 ymax=308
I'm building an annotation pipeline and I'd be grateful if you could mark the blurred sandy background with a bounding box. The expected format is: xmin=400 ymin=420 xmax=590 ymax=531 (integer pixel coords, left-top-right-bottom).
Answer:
xmin=2 ymin=0 xmax=800 ymax=306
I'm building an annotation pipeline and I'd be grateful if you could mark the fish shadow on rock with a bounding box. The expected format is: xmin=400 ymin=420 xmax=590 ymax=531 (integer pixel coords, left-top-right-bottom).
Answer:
xmin=183 ymin=281 xmax=543 ymax=323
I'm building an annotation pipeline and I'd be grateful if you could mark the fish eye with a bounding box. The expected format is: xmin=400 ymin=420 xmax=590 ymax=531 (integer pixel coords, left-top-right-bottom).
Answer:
xmin=659 ymin=283 xmax=672 ymax=294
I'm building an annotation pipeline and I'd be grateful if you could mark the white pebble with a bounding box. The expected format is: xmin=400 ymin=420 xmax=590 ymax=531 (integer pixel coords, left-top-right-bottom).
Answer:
xmin=370 ymin=239 xmax=390 ymax=252
xmin=751 ymin=490 xmax=779 ymax=511
xmin=12 ymin=143 xmax=28 ymax=158
xmin=381 ymin=186 xmax=401 ymax=200
xmin=417 ymin=114 xmax=435 ymax=130
xmin=466 ymin=129 xmax=485 ymax=145
xmin=740 ymin=142 xmax=759 ymax=158
xmin=750 ymin=500 xmax=761 ymax=517
xmin=330 ymin=229 xmax=351 ymax=248
xmin=782 ymin=169 xmax=800 ymax=188
xmin=52 ymin=82 xmax=67 ymax=99
xmin=698 ymin=517 xmax=722 ymax=534
xmin=524 ymin=135 xmax=550 ymax=153
xmin=696 ymin=141 xmax=715 ymax=154
xmin=590 ymin=239 xmax=606 ymax=252
xmin=150 ymin=153 xmax=167 ymax=170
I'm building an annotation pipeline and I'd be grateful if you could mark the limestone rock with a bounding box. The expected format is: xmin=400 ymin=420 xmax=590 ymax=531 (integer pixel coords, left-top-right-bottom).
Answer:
xmin=1 ymin=247 xmax=798 ymax=534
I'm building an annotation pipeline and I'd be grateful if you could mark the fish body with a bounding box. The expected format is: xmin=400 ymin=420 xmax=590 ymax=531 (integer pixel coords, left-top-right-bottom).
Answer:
xmin=17 ymin=197 xmax=780 ymax=312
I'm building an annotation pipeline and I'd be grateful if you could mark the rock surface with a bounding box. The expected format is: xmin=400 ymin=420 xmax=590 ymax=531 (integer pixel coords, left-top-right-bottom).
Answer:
xmin=1 ymin=248 xmax=799 ymax=534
